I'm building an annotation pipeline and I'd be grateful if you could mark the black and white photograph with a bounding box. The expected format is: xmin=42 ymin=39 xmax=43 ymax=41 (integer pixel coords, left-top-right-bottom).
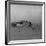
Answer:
xmin=5 ymin=1 xmax=45 ymax=45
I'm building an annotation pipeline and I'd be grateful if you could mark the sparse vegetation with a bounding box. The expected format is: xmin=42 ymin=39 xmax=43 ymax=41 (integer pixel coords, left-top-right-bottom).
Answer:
xmin=11 ymin=23 xmax=16 ymax=27
xmin=11 ymin=20 xmax=32 ymax=28
xmin=11 ymin=20 xmax=42 ymax=32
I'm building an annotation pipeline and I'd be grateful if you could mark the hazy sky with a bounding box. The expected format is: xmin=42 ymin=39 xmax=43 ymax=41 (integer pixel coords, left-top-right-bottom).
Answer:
xmin=10 ymin=4 xmax=42 ymax=24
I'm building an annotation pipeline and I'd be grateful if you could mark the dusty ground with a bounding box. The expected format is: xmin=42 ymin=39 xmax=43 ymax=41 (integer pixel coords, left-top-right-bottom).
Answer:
xmin=9 ymin=24 xmax=42 ymax=41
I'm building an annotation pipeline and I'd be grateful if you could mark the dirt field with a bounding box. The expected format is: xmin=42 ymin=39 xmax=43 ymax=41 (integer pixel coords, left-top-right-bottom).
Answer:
xmin=9 ymin=23 xmax=42 ymax=41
